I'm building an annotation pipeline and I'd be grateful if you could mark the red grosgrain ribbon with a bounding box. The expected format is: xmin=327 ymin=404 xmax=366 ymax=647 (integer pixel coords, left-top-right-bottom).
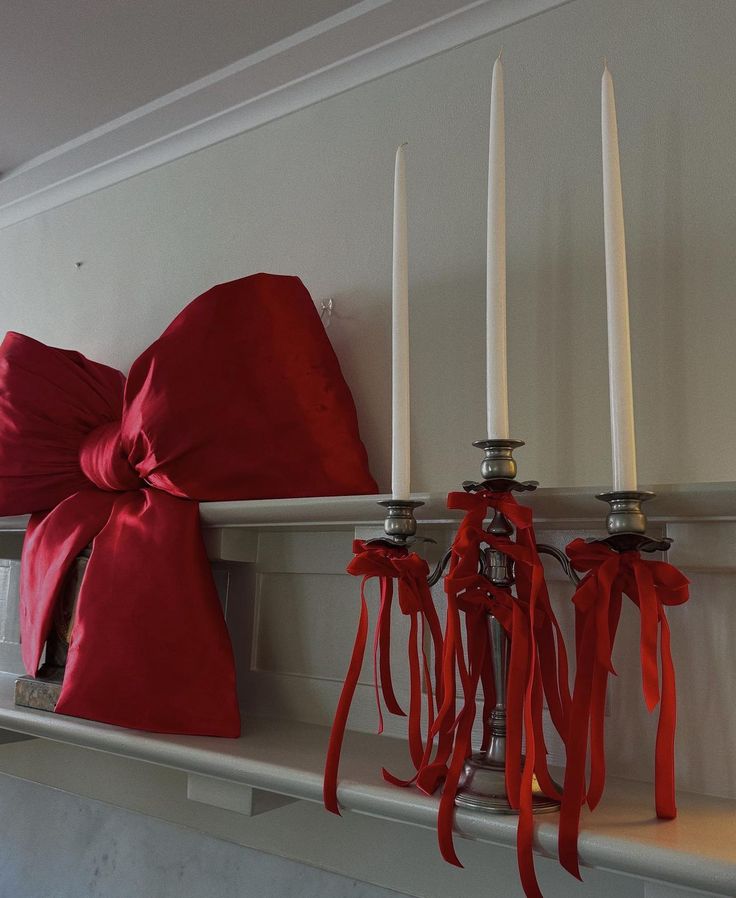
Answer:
xmin=558 ymin=539 xmax=689 ymax=880
xmin=433 ymin=490 xmax=570 ymax=898
xmin=324 ymin=540 xmax=444 ymax=814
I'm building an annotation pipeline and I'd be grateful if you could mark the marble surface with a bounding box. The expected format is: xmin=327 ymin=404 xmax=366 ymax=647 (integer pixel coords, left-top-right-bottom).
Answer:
xmin=0 ymin=775 xmax=401 ymax=898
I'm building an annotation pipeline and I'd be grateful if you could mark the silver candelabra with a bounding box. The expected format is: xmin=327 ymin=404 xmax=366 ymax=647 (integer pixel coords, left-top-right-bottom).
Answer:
xmin=375 ymin=438 xmax=670 ymax=815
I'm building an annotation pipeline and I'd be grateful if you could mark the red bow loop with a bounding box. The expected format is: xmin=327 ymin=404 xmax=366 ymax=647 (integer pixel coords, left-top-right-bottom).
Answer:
xmin=566 ymin=537 xmax=617 ymax=572
xmin=347 ymin=540 xmax=406 ymax=577
xmin=486 ymin=491 xmax=534 ymax=532
xmin=649 ymin=560 xmax=690 ymax=606
xmin=455 ymin=586 xmax=493 ymax=618
xmin=392 ymin=552 xmax=432 ymax=613
xmin=446 ymin=489 xmax=488 ymax=514
xmin=0 ymin=331 xmax=127 ymax=515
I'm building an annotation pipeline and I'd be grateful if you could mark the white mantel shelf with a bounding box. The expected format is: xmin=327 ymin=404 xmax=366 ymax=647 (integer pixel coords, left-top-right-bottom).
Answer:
xmin=0 ymin=673 xmax=732 ymax=896
xmin=0 ymin=481 xmax=735 ymax=533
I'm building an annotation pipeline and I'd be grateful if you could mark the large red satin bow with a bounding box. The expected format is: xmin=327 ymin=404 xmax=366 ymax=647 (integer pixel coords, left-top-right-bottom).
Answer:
xmin=324 ymin=539 xmax=444 ymax=814
xmin=431 ymin=490 xmax=569 ymax=898
xmin=0 ymin=273 xmax=377 ymax=735
xmin=558 ymin=538 xmax=689 ymax=880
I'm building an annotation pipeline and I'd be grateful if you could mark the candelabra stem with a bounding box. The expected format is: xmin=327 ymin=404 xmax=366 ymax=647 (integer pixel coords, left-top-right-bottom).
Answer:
xmin=483 ymin=613 xmax=508 ymax=767
xmin=455 ymin=617 xmax=559 ymax=811
xmin=453 ymin=438 xmax=561 ymax=814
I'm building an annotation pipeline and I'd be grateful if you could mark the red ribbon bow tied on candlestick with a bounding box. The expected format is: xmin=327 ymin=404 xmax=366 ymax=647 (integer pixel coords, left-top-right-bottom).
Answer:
xmin=0 ymin=273 xmax=377 ymax=736
xmin=432 ymin=490 xmax=570 ymax=898
xmin=558 ymin=539 xmax=689 ymax=880
xmin=324 ymin=539 xmax=445 ymax=813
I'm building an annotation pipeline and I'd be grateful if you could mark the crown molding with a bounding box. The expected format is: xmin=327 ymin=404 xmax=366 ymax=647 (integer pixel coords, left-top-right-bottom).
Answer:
xmin=0 ymin=0 xmax=572 ymax=231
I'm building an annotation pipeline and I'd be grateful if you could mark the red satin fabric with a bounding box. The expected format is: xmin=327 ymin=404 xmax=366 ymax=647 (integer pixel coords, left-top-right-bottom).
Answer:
xmin=558 ymin=539 xmax=689 ymax=880
xmin=324 ymin=540 xmax=444 ymax=814
xmin=433 ymin=490 xmax=569 ymax=898
xmin=0 ymin=273 xmax=377 ymax=735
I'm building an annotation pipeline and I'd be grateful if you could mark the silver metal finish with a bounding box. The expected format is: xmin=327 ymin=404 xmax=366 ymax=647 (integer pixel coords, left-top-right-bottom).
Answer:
xmin=485 ymin=611 xmax=509 ymax=767
xmin=472 ymin=438 xmax=524 ymax=481
xmin=454 ymin=438 xmax=561 ymax=815
xmin=454 ymin=752 xmax=562 ymax=814
xmin=428 ymin=549 xmax=452 ymax=588
xmin=377 ymin=499 xmax=424 ymax=545
xmin=536 ymin=542 xmax=581 ymax=585
xmin=597 ymin=489 xmax=655 ymax=535
xmin=319 ymin=297 xmax=334 ymax=328
xmin=595 ymin=490 xmax=672 ymax=553
xmin=482 ymin=507 xmax=514 ymax=587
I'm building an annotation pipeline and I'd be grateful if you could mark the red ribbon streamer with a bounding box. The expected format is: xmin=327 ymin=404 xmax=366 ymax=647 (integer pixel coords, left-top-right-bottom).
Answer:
xmin=323 ymin=540 xmax=445 ymax=814
xmin=558 ymin=539 xmax=689 ymax=880
xmin=430 ymin=490 xmax=570 ymax=898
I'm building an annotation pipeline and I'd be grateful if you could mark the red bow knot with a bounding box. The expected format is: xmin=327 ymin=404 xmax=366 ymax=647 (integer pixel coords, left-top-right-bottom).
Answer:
xmin=79 ymin=421 xmax=143 ymax=492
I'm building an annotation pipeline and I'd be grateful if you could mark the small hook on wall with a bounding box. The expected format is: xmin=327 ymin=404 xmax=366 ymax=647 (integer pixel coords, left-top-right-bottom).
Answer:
xmin=319 ymin=298 xmax=334 ymax=328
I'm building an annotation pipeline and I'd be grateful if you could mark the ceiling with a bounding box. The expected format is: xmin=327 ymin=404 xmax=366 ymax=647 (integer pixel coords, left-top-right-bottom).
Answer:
xmin=0 ymin=0 xmax=356 ymax=174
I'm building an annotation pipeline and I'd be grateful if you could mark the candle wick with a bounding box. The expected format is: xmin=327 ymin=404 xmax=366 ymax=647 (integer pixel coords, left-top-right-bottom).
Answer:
xmin=603 ymin=55 xmax=608 ymax=71
xmin=398 ymin=141 xmax=408 ymax=149
xmin=497 ymin=47 xmax=503 ymax=62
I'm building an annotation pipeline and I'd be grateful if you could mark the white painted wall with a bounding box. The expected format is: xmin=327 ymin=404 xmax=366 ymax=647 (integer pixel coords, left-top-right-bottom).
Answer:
xmin=0 ymin=747 xmax=657 ymax=898
xmin=0 ymin=773 xmax=401 ymax=898
xmin=1 ymin=0 xmax=735 ymax=495
xmin=0 ymin=1 xmax=733 ymax=897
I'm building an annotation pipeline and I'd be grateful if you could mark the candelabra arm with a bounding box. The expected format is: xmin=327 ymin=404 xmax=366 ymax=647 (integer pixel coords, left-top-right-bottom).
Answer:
xmin=535 ymin=543 xmax=581 ymax=586
xmin=427 ymin=549 xmax=452 ymax=587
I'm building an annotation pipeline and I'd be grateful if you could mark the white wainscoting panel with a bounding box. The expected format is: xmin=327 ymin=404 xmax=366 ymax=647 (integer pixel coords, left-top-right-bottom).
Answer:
xmin=0 ymin=559 xmax=24 ymax=674
xmin=0 ymin=516 xmax=733 ymax=896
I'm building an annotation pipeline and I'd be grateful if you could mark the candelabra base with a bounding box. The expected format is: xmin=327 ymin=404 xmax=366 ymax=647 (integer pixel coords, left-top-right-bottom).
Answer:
xmin=454 ymin=753 xmax=561 ymax=814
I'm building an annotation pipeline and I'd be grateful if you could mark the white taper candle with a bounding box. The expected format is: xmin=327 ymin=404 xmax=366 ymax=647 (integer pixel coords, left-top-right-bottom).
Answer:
xmin=602 ymin=64 xmax=638 ymax=491
xmin=391 ymin=143 xmax=410 ymax=500
xmin=487 ymin=53 xmax=509 ymax=439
